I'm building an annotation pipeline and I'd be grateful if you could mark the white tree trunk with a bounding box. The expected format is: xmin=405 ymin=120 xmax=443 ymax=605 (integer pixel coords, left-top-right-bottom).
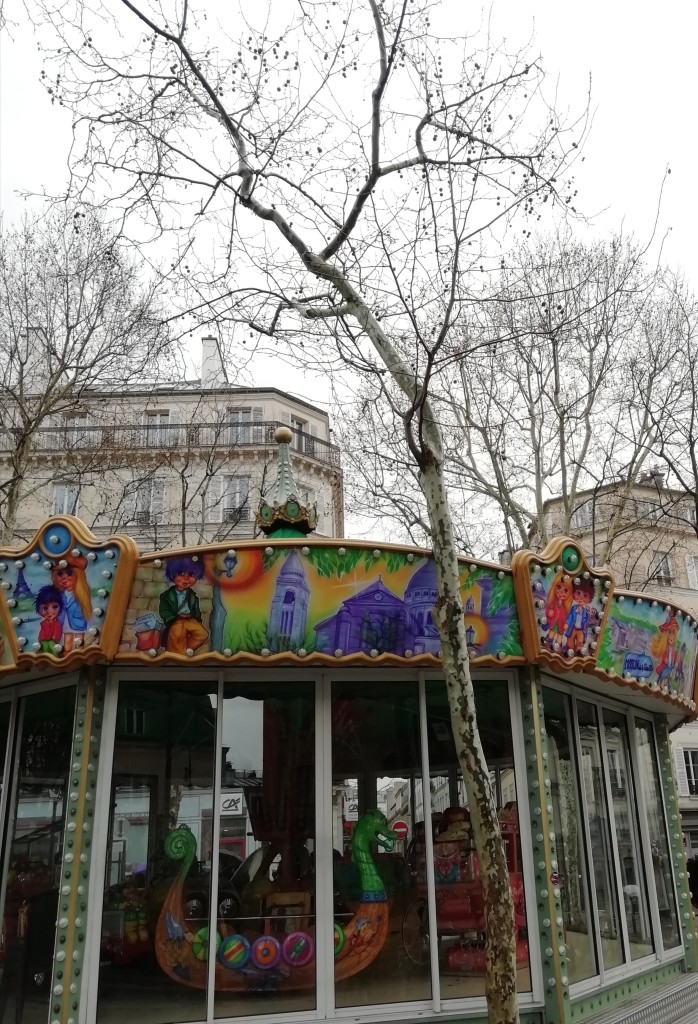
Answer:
xmin=420 ymin=456 xmax=518 ymax=1024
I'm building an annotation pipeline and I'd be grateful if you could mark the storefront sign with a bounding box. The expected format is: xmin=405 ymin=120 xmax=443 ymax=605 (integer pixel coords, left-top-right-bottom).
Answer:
xmin=220 ymin=790 xmax=245 ymax=815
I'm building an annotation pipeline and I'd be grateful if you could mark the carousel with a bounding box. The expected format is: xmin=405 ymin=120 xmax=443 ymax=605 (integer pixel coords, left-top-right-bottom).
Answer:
xmin=0 ymin=428 xmax=696 ymax=1024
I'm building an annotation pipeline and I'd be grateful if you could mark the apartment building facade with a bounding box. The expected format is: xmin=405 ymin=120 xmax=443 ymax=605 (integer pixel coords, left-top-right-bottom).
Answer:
xmin=541 ymin=474 xmax=698 ymax=616
xmin=0 ymin=337 xmax=343 ymax=548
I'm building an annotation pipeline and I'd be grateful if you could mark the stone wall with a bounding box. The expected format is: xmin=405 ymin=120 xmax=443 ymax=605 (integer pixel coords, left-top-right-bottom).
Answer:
xmin=119 ymin=562 xmax=213 ymax=652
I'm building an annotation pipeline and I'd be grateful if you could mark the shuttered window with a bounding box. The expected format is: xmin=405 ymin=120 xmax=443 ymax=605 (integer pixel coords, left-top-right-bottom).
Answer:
xmin=134 ymin=479 xmax=166 ymax=525
xmin=673 ymin=746 xmax=690 ymax=797
xmin=686 ymin=553 xmax=698 ymax=590
xmin=208 ymin=475 xmax=250 ymax=523
xmin=230 ymin=407 xmax=263 ymax=444
xmin=684 ymin=749 xmax=698 ymax=796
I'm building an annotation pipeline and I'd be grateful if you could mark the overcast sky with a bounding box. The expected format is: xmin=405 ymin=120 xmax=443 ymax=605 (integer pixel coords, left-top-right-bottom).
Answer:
xmin=1 ymin=0 xmax=694 ymax=398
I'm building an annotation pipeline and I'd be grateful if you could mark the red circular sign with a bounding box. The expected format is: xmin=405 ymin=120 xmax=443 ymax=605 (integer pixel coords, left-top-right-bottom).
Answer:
xmin=392 ymin=820 xmax=409 ymax=841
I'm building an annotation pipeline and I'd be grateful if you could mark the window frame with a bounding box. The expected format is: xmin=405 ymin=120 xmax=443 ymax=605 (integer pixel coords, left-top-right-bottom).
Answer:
xmin=222 ymin=473 xmax=251 ymax=522
xmin=89 ymin=667 xmax=541 ymax=1022
xmin=143 ymin=409 xmax=171 ymax=447
xmin=541 ymin=674 xmax=684 ymax=996
xmin=134 ymin=477 xmax=166 ymax=526
xmin=684 ymin=748 xmax=698 ymax=795
xmin=570 ymin=499 xmax=594 ymax=530
xmin=229 ymin=406 xmax=263 ymax=445
xmin=52 ymin=479 xmax=80 ymax=516
xmin=651 ymin=550 xmax=675 ymax=587
xmin=636 ymin=499 xmax=662 ymax=524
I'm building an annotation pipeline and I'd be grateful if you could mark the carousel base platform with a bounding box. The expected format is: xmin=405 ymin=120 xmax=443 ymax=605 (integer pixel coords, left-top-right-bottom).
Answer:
xmin=580 ymin=973 xmax=698 ymax=1024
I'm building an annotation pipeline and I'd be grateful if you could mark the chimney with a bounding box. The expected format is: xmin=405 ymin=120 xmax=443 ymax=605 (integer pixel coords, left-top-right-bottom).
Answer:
xmin=650 ymin=465 xmax=665 ymax=490
xmin=201 ymin=335 xmax=228 ymax=389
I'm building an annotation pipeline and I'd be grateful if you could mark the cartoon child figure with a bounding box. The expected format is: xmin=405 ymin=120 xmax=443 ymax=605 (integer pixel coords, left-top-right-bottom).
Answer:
xmin=650 ymin=612 xmax=680 ymax=690
xmin=159 ymin=556 xmax=209 ymax=655
xmin=563 ymin=578 xmax=595 ymax=654
xmin=543 ymin=572 xmax=574 ymax=649
xmin=51 ymin=553 xmax=92 ymax=653
xmin=35 ymin=585 xmax=63 ymax=654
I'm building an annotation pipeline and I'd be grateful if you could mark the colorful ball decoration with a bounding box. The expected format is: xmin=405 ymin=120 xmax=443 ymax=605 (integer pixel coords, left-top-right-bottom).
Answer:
xmin=282 ymin=931 xmax=315 ymax=968
xmin=219 ymin=933 xmax=250 ymax=970
xmin=41 ymin=524 xmax=72 ymax=557
xmin=192 ymin=927 xmax=221 ymax=961
xmin=333 ymin=923 xmax=345 ymax=958
xmin=251 ymin=935 xmax=281 ymax=971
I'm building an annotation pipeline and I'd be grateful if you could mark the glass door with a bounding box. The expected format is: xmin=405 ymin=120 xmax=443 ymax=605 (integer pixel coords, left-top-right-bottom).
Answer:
xmin=424 ymin=678 xmax=531 ymax=1000
xmin=96 ymin=680 xmax=218 ymax=1024
xmin=331 ymin=678 xmax=430 ymax=1008
xmin=0 ymin=685 xmax=77 ymax=1024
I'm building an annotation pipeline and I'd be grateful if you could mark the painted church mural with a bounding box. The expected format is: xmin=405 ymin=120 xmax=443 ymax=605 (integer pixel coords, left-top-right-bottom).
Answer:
xmin=119 ymin=545 xmax=524 ymax=663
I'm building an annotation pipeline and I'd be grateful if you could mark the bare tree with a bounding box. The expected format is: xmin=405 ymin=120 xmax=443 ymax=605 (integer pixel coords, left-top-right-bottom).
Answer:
xmin=0 ymin=208 xmax=173 ymax=542
xmin=338 ymin=233 xmax=694 ymax=571
xmin=634 ymin=272 xmax=698 ymax=531
xmin=36 ymin=1 xmax=594 ymax=1018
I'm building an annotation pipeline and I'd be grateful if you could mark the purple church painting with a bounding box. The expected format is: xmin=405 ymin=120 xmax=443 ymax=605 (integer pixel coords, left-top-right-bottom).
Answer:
xmin=313 ymin=560 xmax=440 ymax=656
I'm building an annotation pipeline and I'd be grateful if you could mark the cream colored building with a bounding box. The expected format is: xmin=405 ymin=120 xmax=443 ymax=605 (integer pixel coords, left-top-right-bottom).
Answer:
xmin=0 ymin=337 xmax=343 ymax=548
xmin=543 ymin=474 xmax=698 ymax=857
xmin=541 ymin=474 xmax=698 ymax=616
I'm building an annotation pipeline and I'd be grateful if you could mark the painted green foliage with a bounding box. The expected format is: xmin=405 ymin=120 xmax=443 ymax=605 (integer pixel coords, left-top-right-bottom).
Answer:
xmin=220 ymin=546 xmax=523 ymax=661
xmin=262 ymin=544 xmax=405 ymax=577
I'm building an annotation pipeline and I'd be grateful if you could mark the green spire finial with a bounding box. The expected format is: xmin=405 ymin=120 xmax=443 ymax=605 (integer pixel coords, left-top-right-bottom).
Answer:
xmin=256 ymin=426 xmax=318 ymax=537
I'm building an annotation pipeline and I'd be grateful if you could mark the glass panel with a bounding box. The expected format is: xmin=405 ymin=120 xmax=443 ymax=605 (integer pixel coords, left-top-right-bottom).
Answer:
xmin=0 ymin=699 xmax=10 ymax=798
xmin=0 ymin=686 xmax=76 ymax=1024
xmin=634 ymin=719 xmax=680 ymax=949
xmin=576 ymin=701 xmax=624 ymax=969
xmin=601 ymin=709 xmax=654 ymax=960
xmin=96 ymin=681 xmax=217 ymax=1024
xmin=542 ymin=687 xmax=597 ymax=982
xmin=214 ymin=681 xmax=315 ymax=1018
xmin=424 ymin=679 xmax=531 ymax=999
xmin=332 ymin=680 xmax=429 ymax=1007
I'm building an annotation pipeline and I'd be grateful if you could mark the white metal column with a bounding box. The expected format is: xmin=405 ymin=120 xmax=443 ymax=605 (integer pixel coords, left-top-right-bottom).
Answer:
xmin=316 ymin=672 xmax=334 ymax=1019
xmin=206 ymin=671 xmax=225 ymax=1022
xmin=418 ymin=674 xmax=441 ymax=1013
xmin=82 ymin=674 xmax=119 ymax=1024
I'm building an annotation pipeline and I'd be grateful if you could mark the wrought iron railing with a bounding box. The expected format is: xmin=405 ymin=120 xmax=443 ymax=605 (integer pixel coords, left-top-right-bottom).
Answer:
xmin=0 ymin=421 xmax=340 ymax=467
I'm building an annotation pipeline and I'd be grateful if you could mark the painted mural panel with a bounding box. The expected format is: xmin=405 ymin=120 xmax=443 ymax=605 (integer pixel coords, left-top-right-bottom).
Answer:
xmin=511 ymin=539 xmax=614 ymax=678
xmin=597 ymin=595 xmax=698 ymax=700
xmin=118 ymin=545 xmax=524 ymax=663
xmin=0 ymin=518 xmax=137 ymax=671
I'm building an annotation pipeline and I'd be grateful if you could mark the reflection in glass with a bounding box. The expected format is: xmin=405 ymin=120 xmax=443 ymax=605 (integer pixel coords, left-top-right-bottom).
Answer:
xmin=602 ymin=709 xmax=654 ymax=960
xmin=593 ymin=712 xmax=650 ymax=958
xmin=0 ymin=687 xmax=76 ymax=1024
xmin=634 ymin=719 xmax=680 ymax=949
xmin=332 ymin=680 xmax=429 ymax=1007
xmin=576 ymin=701 xmax=624 ymax=969
xmin=215 ymin=682 xmax=315 ymax=1018
xmin=423 ymin=680 xmax=530 ymax=999
xmin=543 ymin=687 xmax=597 ymax=982
xmin=0 ymin=701 xmax=9 ymax=790
xmin=97 ymin=682 xmax=217 ymax=1024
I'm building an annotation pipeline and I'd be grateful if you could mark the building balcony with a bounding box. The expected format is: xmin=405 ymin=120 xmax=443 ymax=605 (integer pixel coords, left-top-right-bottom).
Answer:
xmin=0 ymin=421 xmax=341 ymax=468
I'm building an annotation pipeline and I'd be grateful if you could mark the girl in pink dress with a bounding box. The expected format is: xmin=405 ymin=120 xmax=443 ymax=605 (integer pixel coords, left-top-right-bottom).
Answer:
xmin=543 ymin=573 xmax=574 ymax=649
